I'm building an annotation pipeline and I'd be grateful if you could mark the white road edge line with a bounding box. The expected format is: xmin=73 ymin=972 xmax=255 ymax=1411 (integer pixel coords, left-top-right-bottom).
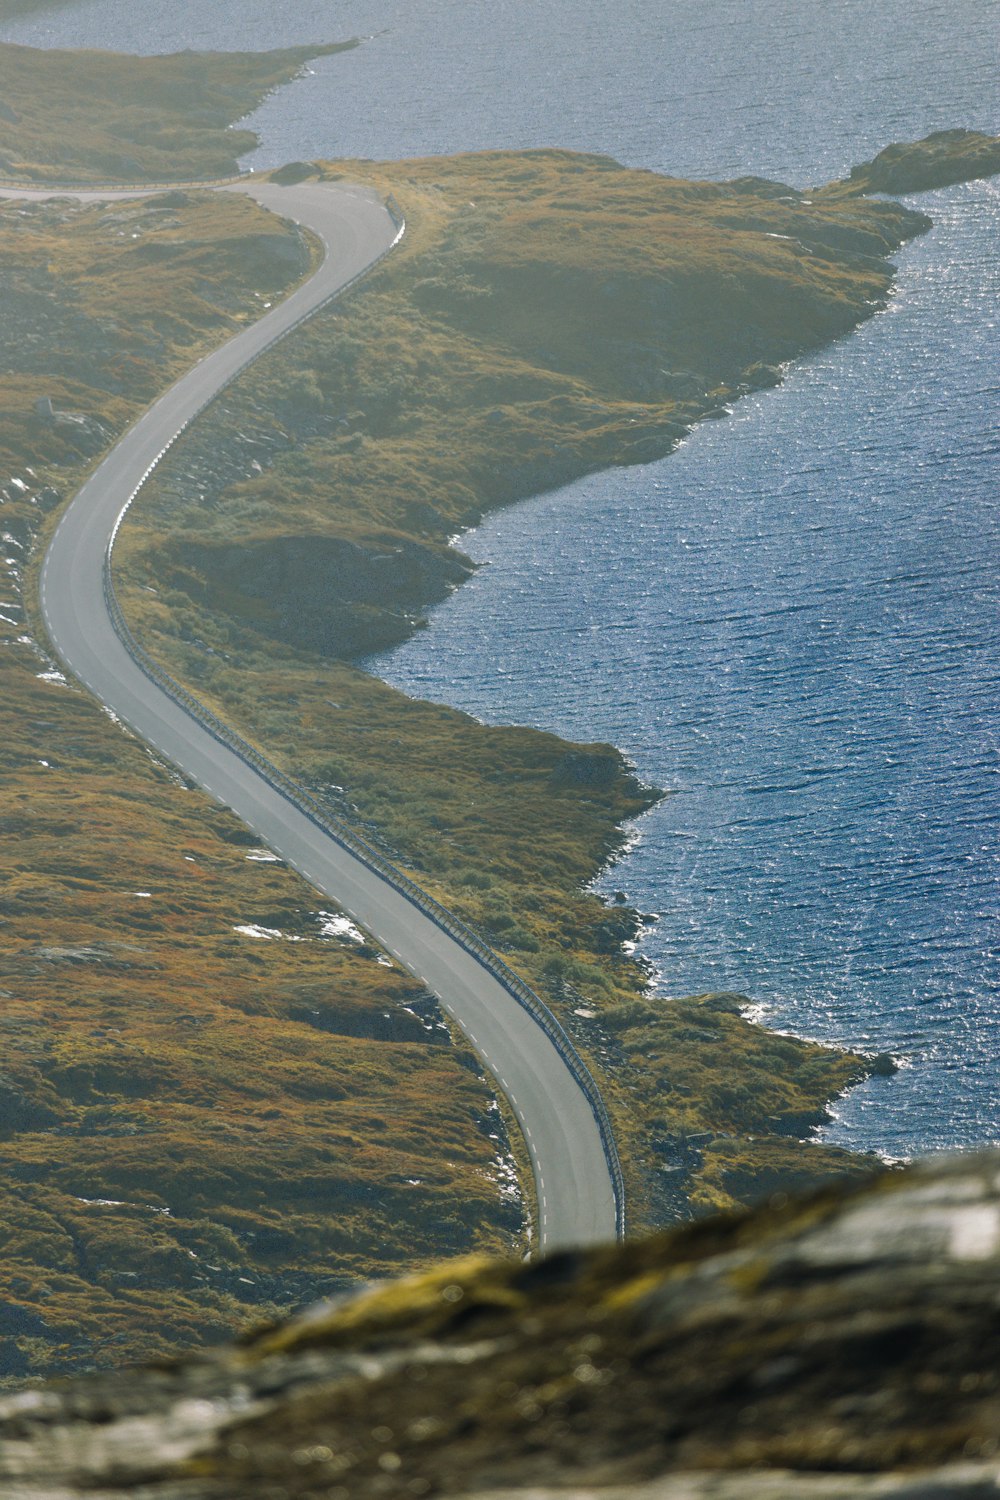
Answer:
xmin=26 ymin=174 xmax=620 ymax=1254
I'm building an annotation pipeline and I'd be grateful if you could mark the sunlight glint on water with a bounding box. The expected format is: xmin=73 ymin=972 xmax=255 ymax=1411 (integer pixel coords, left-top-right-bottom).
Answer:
xmin=374 ymin=185 xmax=1000 ymax=1160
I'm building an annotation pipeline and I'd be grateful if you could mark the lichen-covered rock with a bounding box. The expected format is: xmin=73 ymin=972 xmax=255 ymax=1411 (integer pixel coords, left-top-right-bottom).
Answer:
xmin=459 ymin=1473 xmax=1000 ymax=1498
xmin=3 ymin=1150 xmax=1000 ymax=1497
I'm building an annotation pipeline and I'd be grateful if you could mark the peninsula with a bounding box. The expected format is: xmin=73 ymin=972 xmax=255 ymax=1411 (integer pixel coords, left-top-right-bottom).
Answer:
xmin=117 ymin=146 xmax=931 ymax=1235
xmin=0 ymin=40 xmax=356 ymax=183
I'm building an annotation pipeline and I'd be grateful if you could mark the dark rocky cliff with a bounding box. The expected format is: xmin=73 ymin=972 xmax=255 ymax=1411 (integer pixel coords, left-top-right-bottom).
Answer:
xmin=3 ymin=1149 xmax=999 ymax=1498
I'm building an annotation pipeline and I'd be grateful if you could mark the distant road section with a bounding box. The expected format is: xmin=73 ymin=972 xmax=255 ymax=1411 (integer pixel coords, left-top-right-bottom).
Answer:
xmin=29 ymin=178 xmax=619 ymax=1250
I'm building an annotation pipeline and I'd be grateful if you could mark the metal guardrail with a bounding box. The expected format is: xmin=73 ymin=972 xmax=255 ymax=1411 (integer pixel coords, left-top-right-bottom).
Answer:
xmin=99 ymin=194 xmax=626 ymax=1242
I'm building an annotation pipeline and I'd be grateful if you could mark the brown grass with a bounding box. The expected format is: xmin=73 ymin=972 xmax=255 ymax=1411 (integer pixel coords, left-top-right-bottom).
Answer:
xmin=0 ymin=39 xmax=355 ymax=183
xmin=116 ymin=150 xmax=920 ymax=1240
xmin=0 ymin=185 xmax=520 ymax=1384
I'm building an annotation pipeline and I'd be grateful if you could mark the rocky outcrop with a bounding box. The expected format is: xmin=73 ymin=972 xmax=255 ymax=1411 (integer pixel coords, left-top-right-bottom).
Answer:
xmin=3 ymin=1149 xmax=1000 ymax=1497
xmin=848 ymin=128 xmax=1000 ymax=195
xmin=33 ymin=395 xmax=110 ymax=455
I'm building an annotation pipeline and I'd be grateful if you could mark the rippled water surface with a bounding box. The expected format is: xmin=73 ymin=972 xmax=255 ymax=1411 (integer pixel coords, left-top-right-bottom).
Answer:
xmin=3 ymin=1 xmax=998 ymax=184
xmin=4 ymin=1 xmax=998 ymax=1157
xmin=376 ymin=185 xmax=1000 ymax=1158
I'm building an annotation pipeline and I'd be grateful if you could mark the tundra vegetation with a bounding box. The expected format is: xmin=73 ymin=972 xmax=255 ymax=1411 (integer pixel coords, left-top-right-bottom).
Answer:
xmin=0 ymin=186 xmax=519 ymax=1384
xmin=117 ymin=150 xmax=927 ymax=1239
xmin=0 ymin=39 xmax=353 ymax=184
xmin=4 ymin=31 xmax=991 ymax=1385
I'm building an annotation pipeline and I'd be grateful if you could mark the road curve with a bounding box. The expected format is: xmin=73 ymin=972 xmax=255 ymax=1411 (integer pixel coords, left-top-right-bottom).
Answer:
xmin=32 ymin=178 xmax=618 ymax=1250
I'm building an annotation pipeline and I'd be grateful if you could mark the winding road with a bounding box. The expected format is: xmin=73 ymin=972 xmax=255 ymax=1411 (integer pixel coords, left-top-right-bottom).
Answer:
xmin=16 ymin=176 xmax=620 ymax=1250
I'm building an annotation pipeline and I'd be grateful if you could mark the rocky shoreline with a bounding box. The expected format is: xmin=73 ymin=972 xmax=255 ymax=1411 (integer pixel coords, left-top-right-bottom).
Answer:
xmin=848 ymin=127 xmax=1000 ymax=195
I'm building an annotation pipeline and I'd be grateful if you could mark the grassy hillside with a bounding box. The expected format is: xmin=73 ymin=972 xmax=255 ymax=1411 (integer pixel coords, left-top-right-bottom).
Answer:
xmin=0 ymin=648 xmax=521 ymax=1381
xmin=0 ymin=187 xmax=316 ymax=476
xmin=0 ymin=39 xmax=354 ymax=183
xmin=0 ymin=186 xmax=519 ymax=1384
xmin=117 ymin=149 xmax=924 ymax=1231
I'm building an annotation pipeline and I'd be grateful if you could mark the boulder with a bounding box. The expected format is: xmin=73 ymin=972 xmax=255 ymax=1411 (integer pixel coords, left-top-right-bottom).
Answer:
xmin=3 ymin=1150 xmax=1000 ymax=1496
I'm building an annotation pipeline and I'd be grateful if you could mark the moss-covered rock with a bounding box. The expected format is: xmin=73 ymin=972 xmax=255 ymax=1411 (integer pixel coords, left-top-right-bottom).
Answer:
xmin=3 ymin=1151 xmax=1000 ymax=1497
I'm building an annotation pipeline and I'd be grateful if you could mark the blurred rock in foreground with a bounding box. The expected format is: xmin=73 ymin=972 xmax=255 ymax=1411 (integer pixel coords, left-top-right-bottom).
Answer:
xmin=3 ymin=1150 xmax=1000 ymax=1499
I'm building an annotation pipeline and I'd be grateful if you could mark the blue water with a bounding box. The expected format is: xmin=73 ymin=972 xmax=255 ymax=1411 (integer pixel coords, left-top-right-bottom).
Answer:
xmin=4 ymin=1 xmax=998 ymax=1157
xmin=374 ymin=183 xmax=1000 ymax=1159
xmin=3 ymin=0 xmax=998 ymax=186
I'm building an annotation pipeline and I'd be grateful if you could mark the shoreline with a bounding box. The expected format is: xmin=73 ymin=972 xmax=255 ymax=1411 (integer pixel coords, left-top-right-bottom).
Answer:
xmin=369 ymin=449 xmax=905 ymax=1150
xmin=114 ymin=147 xmax=945 ymax=1226
xmin=1 ymin=27 xmax=996 ymax=1368
xmin=357 ymin=161 xmax=998 ymax=1167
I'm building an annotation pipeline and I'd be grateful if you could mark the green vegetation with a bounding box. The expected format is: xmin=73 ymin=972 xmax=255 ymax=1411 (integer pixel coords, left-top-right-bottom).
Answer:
xmin=0 ymin=187 xmax=518 ymax=1383
xmin=117 ymin=149 xmax=925 ymax=1234
xmin=0 ymin=39 xmax=355 ymax=183
xmin=0 ymin=642 xmax=520 ymax=1382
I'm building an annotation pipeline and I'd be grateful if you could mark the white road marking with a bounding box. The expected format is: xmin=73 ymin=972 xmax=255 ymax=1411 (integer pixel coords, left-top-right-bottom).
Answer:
xmin=30 ymin=177 xmax=619 ymax=1253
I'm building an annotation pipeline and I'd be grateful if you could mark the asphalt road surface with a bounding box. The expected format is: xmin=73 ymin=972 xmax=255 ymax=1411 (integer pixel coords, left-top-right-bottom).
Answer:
xmin=30 ymin=177 xmax=618 ymax=1250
